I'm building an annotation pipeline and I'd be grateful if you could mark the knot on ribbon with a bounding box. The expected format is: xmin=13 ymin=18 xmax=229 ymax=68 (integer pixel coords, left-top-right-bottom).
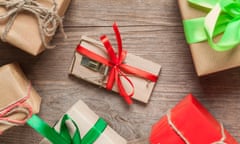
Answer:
xmin=59 ymin=115 xmax=107 ymax=144
xmin=100 ymin=24 xmax=134 ymax=105
xmin=184 ymin=0 xmax=240 ymax=51
xmin=220 ymin=0 xmax=240 ymax=17
xmin=77 ymin=22 xmax=158 ymax=105
xmin=0 ymin=0 xmax=65 ymax=49
xmin=27 ymin=114 xmax=107 ymax=144
xmin=166 ymin=111 xmax=226 ymax=144
xmin=0 ymin=84 xmax=33 ymax=134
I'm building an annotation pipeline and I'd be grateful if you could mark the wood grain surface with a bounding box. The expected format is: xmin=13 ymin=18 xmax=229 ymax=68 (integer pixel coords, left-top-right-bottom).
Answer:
xmin=0 ymin=0 xmax=239 ymax=143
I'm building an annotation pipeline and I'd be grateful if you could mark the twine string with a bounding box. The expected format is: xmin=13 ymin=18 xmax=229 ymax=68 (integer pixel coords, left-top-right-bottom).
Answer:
xmin=0 ymin=0 xmax=66 ymax=49
xmin=211 ymin=123 xmax=227 ymax=144
xmin=0 ymin=83 xmax=33 ymax=128
xmin=166 ymin=111 xmax=226 ymax=144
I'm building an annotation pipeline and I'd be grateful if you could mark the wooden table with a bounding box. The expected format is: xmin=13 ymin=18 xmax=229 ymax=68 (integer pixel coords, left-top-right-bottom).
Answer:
xmin=0 ymin=0 xmax=240 ymax=143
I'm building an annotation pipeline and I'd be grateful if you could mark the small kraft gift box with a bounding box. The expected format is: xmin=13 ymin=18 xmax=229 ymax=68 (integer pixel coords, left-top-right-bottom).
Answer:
xmin=40 ymin=99 xmax=127 ymax=144
xmin=69 ymin=23 xmax=161 ymax=104
xmin=0 ymin=0 xmax=71 ymax=55
xmin=0 ymin=63 xmax=67 ymax=143
xmin=178 ymin=0 xmax=240 ymax=76
xmin=0 ymin=63 xmax=41 ymax=133
xmin=149 ymin=94 xmax=238 ymax=144
xmin=0 ymin=63 xmax=126 ymax=144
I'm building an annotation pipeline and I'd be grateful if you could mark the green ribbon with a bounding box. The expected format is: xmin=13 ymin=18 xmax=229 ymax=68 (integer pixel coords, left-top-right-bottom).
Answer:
xmin=27 ymin=114 xmax=107 ymax=144
xmin=183 ymin=0 xmax=240 ymax=51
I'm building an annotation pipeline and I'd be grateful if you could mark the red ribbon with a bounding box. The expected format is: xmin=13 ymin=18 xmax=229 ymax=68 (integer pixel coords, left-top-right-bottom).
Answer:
xmin=76 ymin=23 xmax=158 ymax=104
xmin=0 ymin=84 xmax=33 ymax=134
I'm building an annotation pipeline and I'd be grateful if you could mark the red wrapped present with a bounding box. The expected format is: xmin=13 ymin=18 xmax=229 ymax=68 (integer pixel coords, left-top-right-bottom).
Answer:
xmin=149 ymin=94 xmax=238 ymax=144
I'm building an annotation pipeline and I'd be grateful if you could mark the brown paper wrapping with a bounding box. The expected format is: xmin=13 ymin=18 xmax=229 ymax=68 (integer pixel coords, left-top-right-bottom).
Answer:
xmin=69 ymin=36 xmax=161 ymax=103
xmin=178 ymin=0 xmax=240 ymax=76
xmin=0 ymin=0 xmax=71 ymax=55
xmin=0 ymin=63 xmax=41 ymax=132
xmin=40 ymin=100 xmax=127 ymax=144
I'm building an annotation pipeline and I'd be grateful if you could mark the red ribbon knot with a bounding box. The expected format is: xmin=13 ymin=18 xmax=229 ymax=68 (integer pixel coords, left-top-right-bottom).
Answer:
xmin=77 ymin=23 xmax=158 ymax=105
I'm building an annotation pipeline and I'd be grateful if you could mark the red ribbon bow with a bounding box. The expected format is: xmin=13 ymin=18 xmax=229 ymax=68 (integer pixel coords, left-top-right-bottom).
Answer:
xmin=77 ymin=23 xmax=158 ymax=104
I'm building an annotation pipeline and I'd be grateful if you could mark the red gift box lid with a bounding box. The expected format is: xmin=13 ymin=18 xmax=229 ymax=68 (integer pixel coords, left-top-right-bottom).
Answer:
xmin=150 ymin=94 xmax=238 ymax=144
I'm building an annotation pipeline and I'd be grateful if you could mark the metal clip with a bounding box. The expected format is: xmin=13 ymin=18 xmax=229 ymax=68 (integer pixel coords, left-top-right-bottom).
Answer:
xmin=81 ymin=57 xmax=109 ymax=76
xmin=81 ymin=56 xmax=102 ymax=71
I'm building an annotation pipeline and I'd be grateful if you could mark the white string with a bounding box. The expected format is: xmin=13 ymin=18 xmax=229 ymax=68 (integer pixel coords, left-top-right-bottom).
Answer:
xmin=166 ymin=111 xmax=190 ymax=144
xmin=166 ymin=111 xmax=227 ymax=144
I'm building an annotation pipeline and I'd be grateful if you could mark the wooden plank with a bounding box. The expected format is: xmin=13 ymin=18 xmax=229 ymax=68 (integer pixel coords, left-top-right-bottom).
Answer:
xmin=64 ymin=0 xmax=182 ymax=27
xmin=0 ymin=0 xmax=239 ymax=143
xmin=0 ymin=26 xmax=239 ymax=143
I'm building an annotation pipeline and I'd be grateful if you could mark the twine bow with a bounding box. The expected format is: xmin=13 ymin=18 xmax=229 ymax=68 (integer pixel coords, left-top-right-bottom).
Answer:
xmin=0 ymin=0 xmax=65 ymax=49
xmin=77 ymin=23 xmax=158 ymax=105
xmin=184 ymin=0 xmax=240 ymax=51
xmin=167 ymin=111 xmax=227 ymax=144
xmin=0 ymin=84 xmax=33 ymax=134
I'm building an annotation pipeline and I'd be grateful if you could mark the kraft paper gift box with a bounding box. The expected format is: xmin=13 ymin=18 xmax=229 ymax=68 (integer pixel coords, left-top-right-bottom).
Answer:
xmin=0 ymin=0 xmax=71 ymax=55
xmin=178 ymin=0 xmax=240 ymax=76
xmin=149 ymin=94 xmax=238 ymax=144
xmin=0 ymin=63 xmax=41 ymax=133
xmin=69 ymin=24 xmax=161 ymax=104
xmin=40 ymin=100 xmax=127 ymax=144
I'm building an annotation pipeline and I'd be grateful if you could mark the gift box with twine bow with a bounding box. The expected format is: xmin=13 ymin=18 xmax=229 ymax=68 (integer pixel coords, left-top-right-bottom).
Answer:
xmin=0 ymin=0 xmax=71 ymax=55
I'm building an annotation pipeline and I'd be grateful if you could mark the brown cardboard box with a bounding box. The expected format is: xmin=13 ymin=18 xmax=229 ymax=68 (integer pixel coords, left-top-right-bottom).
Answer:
xmin=178 ymin=0 xmax=240 ymax=76
xmin=69 ymin=36 xmax=161 ymax=103
xmin=0 ymin=63 xmax=41 ymax=133
xmin=40 ymin=100 xmax=127 ymax=144
xmin=0 ymin=0 xmax=71 ymax=55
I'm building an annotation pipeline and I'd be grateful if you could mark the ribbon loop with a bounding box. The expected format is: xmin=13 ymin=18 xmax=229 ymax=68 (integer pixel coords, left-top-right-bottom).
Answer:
xmin=28 ymin=114 xmax=107 ymax=144
xmin=100 ymin=25 xmax=134 ymax=104
xmin=59 ymin=115 xmax=107 ymax=144
xmin=59 ymin=114 xmax=82 ymax=144
xmin=184 ymin=0 xmax=240 ymax=51
xmin=101 ymin=35 xmax=119 ymax=65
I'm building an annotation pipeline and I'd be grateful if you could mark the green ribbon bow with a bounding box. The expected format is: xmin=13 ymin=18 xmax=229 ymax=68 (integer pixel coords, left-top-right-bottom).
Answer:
xmin=183 ymin=0 xmax=240 ymax=51
xmin=27 ymin=114 xmax=107 ymax=144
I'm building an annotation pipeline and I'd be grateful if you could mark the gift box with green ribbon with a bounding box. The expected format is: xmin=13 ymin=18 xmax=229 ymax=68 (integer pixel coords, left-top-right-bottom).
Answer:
xmin=179 ymin=0 xmax=240 ymax=76
xmin=0 ymin=63 xmax=126 ymax=143
xmin=40 ymin=100 xmax=127 ymax=144
xmin=0 ymin=63 xmax=70 ymax=143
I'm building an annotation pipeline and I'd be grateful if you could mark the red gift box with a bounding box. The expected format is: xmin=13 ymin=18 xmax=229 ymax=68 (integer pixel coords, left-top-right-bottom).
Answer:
xmin=149 ymin=94 xmax=238 ymax=144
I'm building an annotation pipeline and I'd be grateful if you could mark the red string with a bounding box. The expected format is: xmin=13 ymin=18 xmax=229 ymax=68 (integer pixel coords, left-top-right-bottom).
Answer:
xmin=77 ymin=23 xmax=158 ymax=104
xmin=0 ymin=83 xmax=33 ymax=132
